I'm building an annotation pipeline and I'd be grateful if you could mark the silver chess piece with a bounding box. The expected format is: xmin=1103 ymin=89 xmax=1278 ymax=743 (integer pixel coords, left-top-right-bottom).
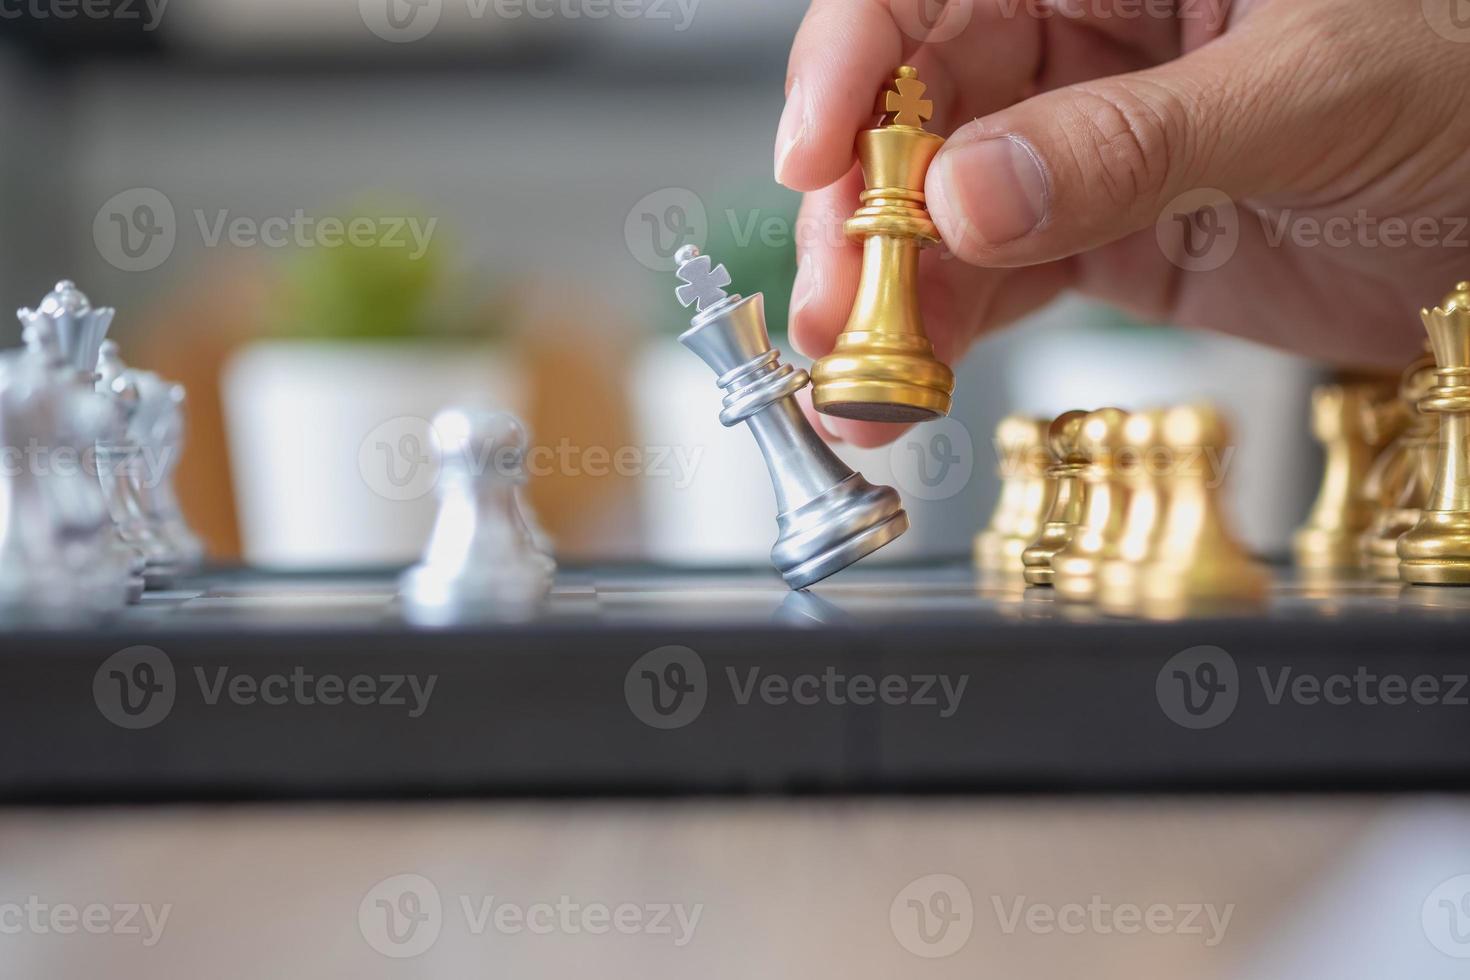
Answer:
xmin=17 ymin=281 xmax=143 ymax=605
xmin=671 ymin=245 xmax=908 ymax=589
xmin=130 ymin=369 xmax=205 ymax=574
xmin=0 ymin=353 xmax=109 ymax=620
xmin=400 ymin=407 xmax=556 ymax=625
xmin=96 ymin=341 xmax=190 ymax=587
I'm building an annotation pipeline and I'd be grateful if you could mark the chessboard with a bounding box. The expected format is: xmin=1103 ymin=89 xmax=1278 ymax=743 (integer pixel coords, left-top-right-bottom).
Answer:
xmin=4 ymin=560 xmax=1470 ymax=806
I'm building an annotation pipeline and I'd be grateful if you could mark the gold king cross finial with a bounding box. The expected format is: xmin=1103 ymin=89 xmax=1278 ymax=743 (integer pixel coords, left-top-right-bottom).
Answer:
xmin=883 ymin=66 xmax=934 ymax=130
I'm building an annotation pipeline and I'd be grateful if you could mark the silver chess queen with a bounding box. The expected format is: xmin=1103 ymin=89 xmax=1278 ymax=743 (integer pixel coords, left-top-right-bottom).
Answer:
xmin=671 ymin=245 xmax=908 ymax=589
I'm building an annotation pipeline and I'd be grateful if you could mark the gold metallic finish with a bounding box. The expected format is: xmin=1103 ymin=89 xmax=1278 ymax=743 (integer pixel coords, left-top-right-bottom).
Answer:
xmin=1054 ymin=408 xmax=1130 ymax=603
xmin=1399 ymin=282 xmax=1470 ymax=585
xmin=1022 ymin=411 xmax=1089 ymax=587
xmin=974 ymin=415 xmax=1054 ymax=576
xmin=811 ymin=66 xmax=955 ymax=423
xmin=1098 ymin=410 xmax=1167 ymax=613
xmin=1133 ymin=404 xmax=1267 ymax=616
xmin=1361 ymin=354 xmax=1439 ymax=578
xmin=1292 ymin=377 xmax=1400 ymax=569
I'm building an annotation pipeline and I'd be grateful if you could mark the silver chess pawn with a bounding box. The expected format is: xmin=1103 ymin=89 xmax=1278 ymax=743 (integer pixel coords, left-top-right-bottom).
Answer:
xmin=132 ymin=370 xmax=205 ymax=573
xmin=96 ymin=341 xmax=191 ymax=587
xmin=670 ymin=245 xmax=908 ymax=589
xmin=17 ymin=281 xmax=143 ymax=605
xmin=400 ymin=407 xmax=556 ymax=625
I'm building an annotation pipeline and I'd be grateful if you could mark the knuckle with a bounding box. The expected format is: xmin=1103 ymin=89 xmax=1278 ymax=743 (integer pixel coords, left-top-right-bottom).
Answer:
xmin=1062 ymin=82 xmax=1190 ymax=212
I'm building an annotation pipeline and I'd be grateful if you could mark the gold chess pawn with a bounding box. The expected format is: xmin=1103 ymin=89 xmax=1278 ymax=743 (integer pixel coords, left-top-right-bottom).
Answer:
xmin=1054 ymin=408 xmax=1130 ymax=603
xmin=811 ymin=66 xmax=956 ymax=423
xmin=1399 ymin=282 xmax=1470 ymax=585
xmin=1292 ymin=376 xmax=1401 ymax=569
xmin=1134 ymin=404 xmax=1267 ymax=614
xmin=1098 ymin=409 xmax=1168 ymax=613
xmin=974 ymin=415 xmax=1054 ymax=576
xmin=1022 ymin=410 xmax=1090 ymax=587
xmin=1361 ymin=354 xmax=1439 ymax=578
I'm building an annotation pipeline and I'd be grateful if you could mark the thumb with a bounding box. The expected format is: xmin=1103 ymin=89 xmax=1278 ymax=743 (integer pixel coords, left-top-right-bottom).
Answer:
xmin=925 ymin=24 xmax=1359 ymax=267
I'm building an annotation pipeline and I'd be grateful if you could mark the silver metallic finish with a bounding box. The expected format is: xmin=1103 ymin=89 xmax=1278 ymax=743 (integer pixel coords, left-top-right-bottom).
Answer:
xmin=672 ymin=246 xmax=908 ymax=589
xmin=96 ymin=341 xmax=189 ymax=587
xmin=400 ymin=408 xmax=556 ymax=626
xmin=130 ymin=371 xmax=205 ymax=574
xmin=15 ymin=282 xmax=142 ymax=606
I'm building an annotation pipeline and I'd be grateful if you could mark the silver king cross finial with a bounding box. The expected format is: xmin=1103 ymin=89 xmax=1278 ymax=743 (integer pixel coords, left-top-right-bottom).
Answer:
xmin=674 ymin=245 xmax=732 ymax=313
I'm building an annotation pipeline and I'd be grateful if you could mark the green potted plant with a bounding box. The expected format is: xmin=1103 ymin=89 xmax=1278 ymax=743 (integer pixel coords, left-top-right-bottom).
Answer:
xmin=222 ymin=212 xmax=522 ymax=568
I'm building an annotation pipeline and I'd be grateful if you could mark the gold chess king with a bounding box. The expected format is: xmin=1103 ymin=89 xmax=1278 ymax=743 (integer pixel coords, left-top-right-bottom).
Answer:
xmin=811 ymin=66 xmax=956 ymax=423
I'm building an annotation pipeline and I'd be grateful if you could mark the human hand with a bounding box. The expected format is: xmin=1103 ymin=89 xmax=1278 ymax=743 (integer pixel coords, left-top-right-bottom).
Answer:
xmin=779 ymin=0 xmax=1464 ymax=447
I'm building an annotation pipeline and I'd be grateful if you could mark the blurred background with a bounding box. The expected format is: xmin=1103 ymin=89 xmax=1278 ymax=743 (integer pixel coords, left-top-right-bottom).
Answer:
xmin=0 ymin=0 xmax=1322 ymax=569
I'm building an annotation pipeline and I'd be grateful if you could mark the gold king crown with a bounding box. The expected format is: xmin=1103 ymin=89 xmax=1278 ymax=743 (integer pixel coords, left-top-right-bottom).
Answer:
xmin=810 ymin=66 xmax=957 ymax=424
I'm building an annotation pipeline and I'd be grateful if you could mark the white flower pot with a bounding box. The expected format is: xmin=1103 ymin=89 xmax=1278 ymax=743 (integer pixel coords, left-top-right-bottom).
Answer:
xmin=222 ymin=340 xmax=524 ymax=568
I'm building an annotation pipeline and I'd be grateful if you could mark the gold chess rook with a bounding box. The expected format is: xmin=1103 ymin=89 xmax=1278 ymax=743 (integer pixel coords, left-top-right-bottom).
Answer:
xmin=811 ymin=66 xmax=956 ymax=423
xmin=1399 ymin=282 xmax=1470 ymax=585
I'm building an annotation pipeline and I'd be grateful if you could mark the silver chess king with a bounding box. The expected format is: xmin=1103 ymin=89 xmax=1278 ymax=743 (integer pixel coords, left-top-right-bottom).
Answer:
xmin=671 ymin=245 xmax=908 ymax=589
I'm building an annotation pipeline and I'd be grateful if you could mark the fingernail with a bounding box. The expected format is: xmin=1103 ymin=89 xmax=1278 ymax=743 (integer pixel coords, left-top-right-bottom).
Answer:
xmin=774 ymin=79 xmax=808 ymax=187
xmin=931 ymin=136 xmax=1048 ymax=247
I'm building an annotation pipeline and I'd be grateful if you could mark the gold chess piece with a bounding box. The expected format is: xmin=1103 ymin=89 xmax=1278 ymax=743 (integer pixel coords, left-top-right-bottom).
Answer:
xmin=974 ymin=415 xmax=1054 ymax=576
xmin=1292 ymin=376 xmax=1401 ymax=569
xmin=1399 ymin=282 xmax=1470 ymax=585
xmin=1098 ymin=409 xmax=1168 ymax=613
xmin=1022 ymin=410 xmax=1090 ymax=587
xmin=1361 ymin=354 xmax=1439 ymax=579
xmin=811 ymin=66 xmax=956 ymax=423
xmin=1134 ymin=404 xmax=1267 ymax=614
xmin=1054 ymin=408 xmax=1130 ymax=603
